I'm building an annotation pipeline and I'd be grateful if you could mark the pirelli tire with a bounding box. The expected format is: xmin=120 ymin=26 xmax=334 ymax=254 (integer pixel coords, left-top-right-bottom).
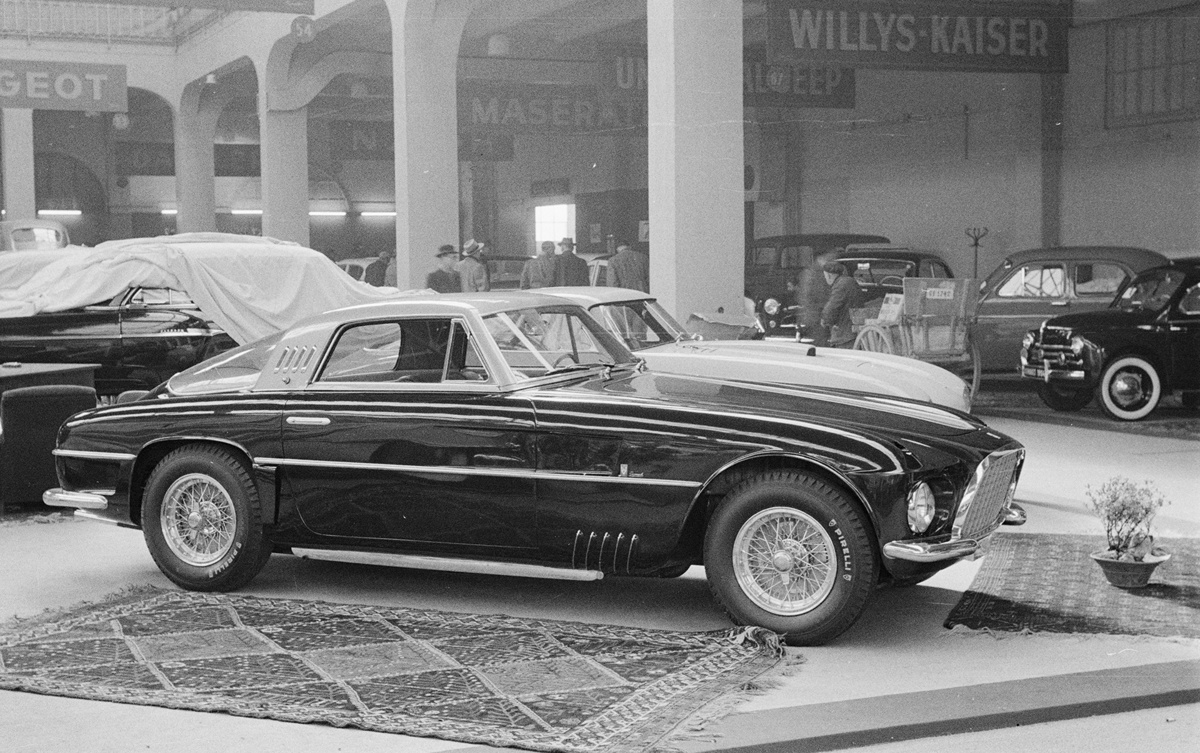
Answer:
xmin=703 ymin=470 xmax=878 ymax=646
xmin=142 ymin=445 xmax=272 ymax=592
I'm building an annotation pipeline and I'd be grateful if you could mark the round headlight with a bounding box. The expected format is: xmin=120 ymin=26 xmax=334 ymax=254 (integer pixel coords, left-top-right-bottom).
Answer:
xmin=907 ymin=482 xmax=936 ymax=534
xmin=1070 ymin=335 xmax=1086 ymax=355
xmin=1021 ymin=331 xmax=1036 ymax=350
xmin=764 ymin=298 xmax=781 ymax=316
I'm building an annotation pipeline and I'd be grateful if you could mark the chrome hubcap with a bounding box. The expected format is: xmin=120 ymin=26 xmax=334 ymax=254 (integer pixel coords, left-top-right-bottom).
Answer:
xmin=732 ymin=507 xmax=838 ymax=616
xmin=161 ymin=473 xmax=236 ymax=567
xmin=1110 ymin=370 xmax=1147 ymax=408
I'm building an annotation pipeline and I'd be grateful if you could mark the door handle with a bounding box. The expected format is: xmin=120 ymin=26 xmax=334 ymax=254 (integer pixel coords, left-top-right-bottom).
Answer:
xmin=286 ymin=416 xmax=330 ymax=426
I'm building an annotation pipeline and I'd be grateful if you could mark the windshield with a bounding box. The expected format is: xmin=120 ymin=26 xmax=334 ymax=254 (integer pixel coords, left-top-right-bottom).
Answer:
xmin=1116 ymin=268 xmax=1185 ymax=313
xmin=589 ymin=299 xmax=688 ymax=351
xmin=482 ymin=304 xmax=635 ymax=379
xmin=167 ymin=332 xmax=282 ymax=395
xmin=842 ymin=258 xmax=916 ymax=285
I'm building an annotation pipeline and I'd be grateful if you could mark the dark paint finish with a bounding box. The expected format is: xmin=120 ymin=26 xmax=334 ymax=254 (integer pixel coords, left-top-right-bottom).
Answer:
xmin=1022 ymin=261 xmax=1200 ymax=395
xmin=0 ymin=288 xmax=236 ymax=395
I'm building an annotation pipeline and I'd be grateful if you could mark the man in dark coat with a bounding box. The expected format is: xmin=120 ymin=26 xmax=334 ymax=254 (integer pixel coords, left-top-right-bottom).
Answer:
xmin=425 ymin=245 xmax=461 ymax=293
xmin=820 ymin=260 xmax=864 ymax=347
xmin=554 ymin=237 xmax=589 ymax=287
xmin=363 ymin=248 xmax=393 ymax=287
xmin=605 ymin=240 xmax=649 ymax=292
xmin=521 ymin=241 xmax=559 ymax=289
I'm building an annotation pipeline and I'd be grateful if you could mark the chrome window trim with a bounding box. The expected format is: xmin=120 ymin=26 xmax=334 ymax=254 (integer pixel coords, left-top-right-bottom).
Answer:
xmin=52 ymin=449 xmax=137 ymax=461
xmin=256 ymin=457 xmax=701 ymax=488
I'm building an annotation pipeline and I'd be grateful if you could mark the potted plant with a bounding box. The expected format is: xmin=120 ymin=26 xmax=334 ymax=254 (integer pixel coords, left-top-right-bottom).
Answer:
xmin=1085 ymin=476 xmax=1171 ymax=588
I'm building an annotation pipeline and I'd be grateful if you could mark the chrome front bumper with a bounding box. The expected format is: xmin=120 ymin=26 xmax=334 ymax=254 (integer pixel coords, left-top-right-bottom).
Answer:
xmin=42 ymin=488 xmax=109 ymax=510
xmin=883 ymin=501 xmax=1026 ymax=563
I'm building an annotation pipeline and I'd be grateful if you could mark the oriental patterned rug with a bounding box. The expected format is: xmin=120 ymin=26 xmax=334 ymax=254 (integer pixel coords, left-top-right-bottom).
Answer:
xmin=945 ymin=533 xmax=1200 ymax=638
xmin=0 ymin=588 xmax=784 ymax=753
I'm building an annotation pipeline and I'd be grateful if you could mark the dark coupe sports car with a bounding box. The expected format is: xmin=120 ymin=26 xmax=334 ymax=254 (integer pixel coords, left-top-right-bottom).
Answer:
xmin=44 ymin=292 xmax=1026 ymax=645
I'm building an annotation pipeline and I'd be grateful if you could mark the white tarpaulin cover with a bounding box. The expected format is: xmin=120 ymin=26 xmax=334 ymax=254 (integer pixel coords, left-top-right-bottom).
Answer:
xmin=0 ymin=233 xmax=410 ymax=344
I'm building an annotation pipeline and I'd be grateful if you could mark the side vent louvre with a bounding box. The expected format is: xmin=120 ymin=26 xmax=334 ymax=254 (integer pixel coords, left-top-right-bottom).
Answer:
xmin=572 ymin=530 xmax=639 ymax=574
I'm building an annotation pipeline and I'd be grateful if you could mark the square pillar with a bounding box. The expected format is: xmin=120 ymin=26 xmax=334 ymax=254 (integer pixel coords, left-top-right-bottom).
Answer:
xmin=1 ymin=109 xmax=36 ymax=221
xmin=260 ymin=106 xmax=309 ymax=246
xmin=647 ymin=0 xmax=745 ymax=321
xmin=173 ymin=103 xmax=218 ymax=233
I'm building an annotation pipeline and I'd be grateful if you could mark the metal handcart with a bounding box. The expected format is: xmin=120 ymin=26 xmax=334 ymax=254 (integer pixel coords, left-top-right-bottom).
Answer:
xmin=851 ymin=278 xmax=981 ymax=401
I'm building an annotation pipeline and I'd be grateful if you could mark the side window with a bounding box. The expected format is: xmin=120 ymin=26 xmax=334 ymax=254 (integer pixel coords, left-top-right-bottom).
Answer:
xmin=921 ymin=260 xmax=951 ymax=278
xmin=747 ymin=247 xmax=777 ymax=269
xmin=995 ymin=264 xmax=1066 ymax=298
xmin=1074 ymin=263 xmax=1129 ymax=297
xmin=1178 ymin=283 xmax=1200 ymax=316
xmin=318 ymin=319 xmax=489 ymax=384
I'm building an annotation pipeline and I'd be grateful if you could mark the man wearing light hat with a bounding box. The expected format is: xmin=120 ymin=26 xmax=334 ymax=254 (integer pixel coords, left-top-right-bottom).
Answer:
xmin=456 ymin=239 xmax=491 ymax=292
xmin=554 ymin=237 xmax=588 ymax=287
xmin=426 ymin=244 xmax=462 ymax=293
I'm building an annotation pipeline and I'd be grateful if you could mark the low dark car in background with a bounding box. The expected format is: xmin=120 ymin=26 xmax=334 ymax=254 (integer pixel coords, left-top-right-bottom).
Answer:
xmin=975 ymin=246 xmax=1170 ymax=374
xmin=746 ymin=233 xmax=891 ymax=337
xmin=835 ymin=245 xmax=954 ymax=303
xmin=1021 ymin=258 xmax=1200 ymax=420
xmin=0 ymin=287 xmax=235 ymax=396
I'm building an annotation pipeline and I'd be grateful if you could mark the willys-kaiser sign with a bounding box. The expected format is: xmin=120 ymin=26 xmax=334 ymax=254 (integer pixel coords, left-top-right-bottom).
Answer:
xmin=767 ymin=0 xmax=1070 ymax=73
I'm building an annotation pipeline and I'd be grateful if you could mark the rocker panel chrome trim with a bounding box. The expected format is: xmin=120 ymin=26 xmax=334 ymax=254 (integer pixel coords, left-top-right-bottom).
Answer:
xmin=255 ymin=457 xmax=701 ymax=487
xmin=292 ymin=548 xmax=604 ymax=581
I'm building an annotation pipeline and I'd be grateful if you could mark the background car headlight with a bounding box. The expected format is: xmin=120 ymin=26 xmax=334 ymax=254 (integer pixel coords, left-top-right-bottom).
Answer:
xmin=763 ymin=298 xmax=781 ymax=316
xmin=907 ymin=481 xmax=936 ymax=533
xmin=1070 ymin=335 xmax=1086 ymax=355
xmin=1021 ymin=331 xmax=1036 ymax=351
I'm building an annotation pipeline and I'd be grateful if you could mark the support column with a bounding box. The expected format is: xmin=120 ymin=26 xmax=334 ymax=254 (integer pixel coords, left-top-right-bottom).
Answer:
xmin=1 ymin=109 xmax=36 ymax=221
xmin=1041 ymin=73 xmax=1064 ymax=248
xmin=260 ymin=106 xmax=309 ymax=245
xmin=174 ymin=85 xmax=219 ymax=233
xmin=388 ymin=0 xmax=469 ymax=289
xmin=647 ymin=0 xmax=745 ymax=321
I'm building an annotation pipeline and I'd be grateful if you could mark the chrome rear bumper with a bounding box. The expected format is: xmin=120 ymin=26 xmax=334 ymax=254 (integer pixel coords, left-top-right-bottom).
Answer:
xmin=42 ymin=488 xmax=109 ymax=510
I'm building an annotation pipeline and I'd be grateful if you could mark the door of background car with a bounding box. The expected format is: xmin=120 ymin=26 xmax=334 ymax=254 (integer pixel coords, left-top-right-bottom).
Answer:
xmin=975 ymin=259 xmax=1133 ymax=372
xmin=0 ymin=306 xmax=121 ymax=370
xmin=117 ymin=288 xmax=216 ymax=387
xmin=1169 ymin=278 xmax=1200 ymax=391
xmin=281 ymin=317 xmax=539 ymax=555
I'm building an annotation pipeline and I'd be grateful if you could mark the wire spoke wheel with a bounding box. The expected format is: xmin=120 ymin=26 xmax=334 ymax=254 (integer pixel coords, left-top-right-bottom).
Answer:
xmin=732 ymin=506 xmax=837 ymax=616
xmin=161 ymin=472 xmax=237 ymax=567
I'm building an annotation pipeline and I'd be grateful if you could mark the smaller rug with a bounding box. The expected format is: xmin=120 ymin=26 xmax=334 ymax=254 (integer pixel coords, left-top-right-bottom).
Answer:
xmin=0 ymin=589 xmax=784 ymax=753
xmin=945 ymin=533 xmax=1200 ymax=638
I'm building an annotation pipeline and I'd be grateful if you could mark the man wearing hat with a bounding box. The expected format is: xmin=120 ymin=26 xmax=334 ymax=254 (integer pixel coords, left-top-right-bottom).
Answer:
xmin=426 ymin=244 xmax=462 ymax=293
xmin=820 ymin=260 xmax=864 ymax=347
xmin=456 ymin=239 xmax=491 ymax=292
xmin=554 ymin=237 xmax=588 ymax=287
xmin=521 ymin=240 xmax=559 ymax=289
xmin=364 ymin=247 xmax=394 ymax=287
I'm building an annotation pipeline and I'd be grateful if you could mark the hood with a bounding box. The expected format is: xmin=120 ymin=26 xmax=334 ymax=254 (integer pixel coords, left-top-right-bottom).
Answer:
xmin=1044 ymin=307 xmax=1156 ymax=332
xmin=638 ymin=339 xmax=970 ymax=412
xmin=536 ymin=370 xmax=985 ymax=441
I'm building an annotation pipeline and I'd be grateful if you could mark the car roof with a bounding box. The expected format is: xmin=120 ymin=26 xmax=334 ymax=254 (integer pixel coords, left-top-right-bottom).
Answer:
xmin=539 ymin=286 xmax=651 ymax=306
xmin=836 ymin=247 xmax=948 ymax=262
xmin=752 ymin=233 xmax=891 ymax=246
xmin=302 ymin=290 xmax=579 ymax=327
xmin=1000 ymin=246 xmax=1169 ymax=268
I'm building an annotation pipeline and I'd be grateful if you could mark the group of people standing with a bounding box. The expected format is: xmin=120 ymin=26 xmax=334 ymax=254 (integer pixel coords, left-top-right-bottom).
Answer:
xmin=416 ymin=235 xmax=651 ymax=295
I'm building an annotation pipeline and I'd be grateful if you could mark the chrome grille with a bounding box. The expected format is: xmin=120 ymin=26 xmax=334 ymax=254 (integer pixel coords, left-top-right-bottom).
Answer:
xmin=953 ymin=449 xmax=1023 ymax=541
xmin=1040 ymin=326 xmax=1073 ymax=348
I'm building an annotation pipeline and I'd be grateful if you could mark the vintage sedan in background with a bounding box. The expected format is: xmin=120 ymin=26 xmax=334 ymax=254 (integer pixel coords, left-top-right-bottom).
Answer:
xmin=975 ymin=246 xmax=1170 ymax=374
xmin=546 ymin=286 xmax=972 ymax=412
xmin=1021 ymin=259 xmax=1200 ymax=420
xmin=45 ymin=292 xmax=1026 ymax=645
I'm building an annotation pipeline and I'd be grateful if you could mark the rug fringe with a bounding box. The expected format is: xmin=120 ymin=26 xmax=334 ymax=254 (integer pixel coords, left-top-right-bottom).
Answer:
xmin=1 ymin=584 xmax=166 ymax=635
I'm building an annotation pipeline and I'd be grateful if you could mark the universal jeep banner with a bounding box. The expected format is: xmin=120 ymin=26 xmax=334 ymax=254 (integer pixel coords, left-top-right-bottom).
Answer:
xmin=767 ymin=0 xmax=1070 ymax=73
xmin=0 ymin=60 xmax=126 ymax=111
